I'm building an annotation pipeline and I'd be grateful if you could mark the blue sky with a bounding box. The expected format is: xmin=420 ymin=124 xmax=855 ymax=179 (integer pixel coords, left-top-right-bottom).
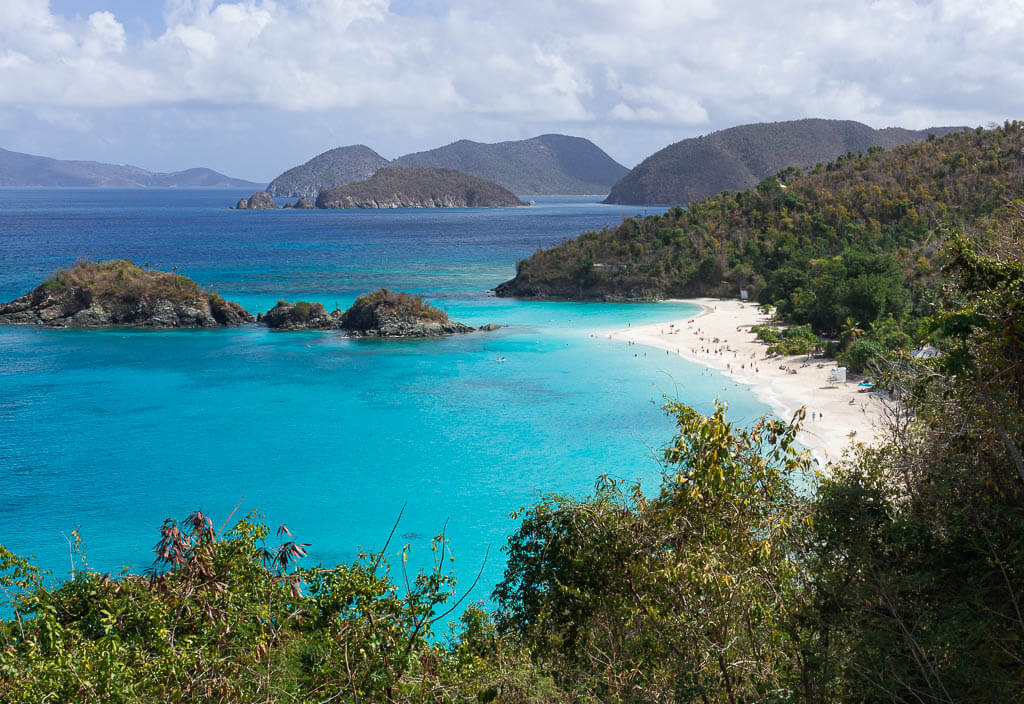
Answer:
xmin=2 ymin=0 xmax=1021 ymax=182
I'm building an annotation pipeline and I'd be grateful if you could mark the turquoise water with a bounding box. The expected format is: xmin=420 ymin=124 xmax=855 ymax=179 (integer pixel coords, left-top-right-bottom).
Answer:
xmin=0 ymin=191 xmax=772 ymax=610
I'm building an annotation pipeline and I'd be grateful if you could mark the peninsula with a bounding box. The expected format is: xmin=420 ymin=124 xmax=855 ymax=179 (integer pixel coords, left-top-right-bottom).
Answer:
xmin=315 ymin=167 xmax=526 ymax=208
xmin=0 ymin=260 xmax=253 ymax=328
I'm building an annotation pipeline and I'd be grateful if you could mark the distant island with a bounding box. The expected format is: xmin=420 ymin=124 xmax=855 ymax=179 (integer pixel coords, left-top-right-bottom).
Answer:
xmin=0 ymin=147 xmax=262 ymax=188
xmin=234 ymin=192 xmax=278 ymax=209
xmin=314 ymin=167 xmax=526 ymax=208
xmin=267 ymin=134 xmax=628 ymax=197
xmin=0 ymin=259 xmax=253 ymax=328
xmin=603 ymin=118 xmax=963 ymax=205
xmin=266 ymin=145 xmax=390 ymax=198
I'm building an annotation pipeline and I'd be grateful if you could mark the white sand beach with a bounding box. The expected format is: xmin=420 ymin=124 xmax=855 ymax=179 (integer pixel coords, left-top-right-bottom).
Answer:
xmin=607 ymin=298 xmax=888 ymax=468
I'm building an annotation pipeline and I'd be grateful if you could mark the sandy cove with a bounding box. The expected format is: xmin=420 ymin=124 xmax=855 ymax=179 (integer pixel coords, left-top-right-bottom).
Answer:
xmin=607 ymin=298 xmax=886 ymax=468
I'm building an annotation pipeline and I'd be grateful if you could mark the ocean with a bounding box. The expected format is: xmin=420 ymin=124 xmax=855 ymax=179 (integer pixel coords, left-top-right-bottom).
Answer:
xmin=0 ymin=189 xmax=772 ymax=613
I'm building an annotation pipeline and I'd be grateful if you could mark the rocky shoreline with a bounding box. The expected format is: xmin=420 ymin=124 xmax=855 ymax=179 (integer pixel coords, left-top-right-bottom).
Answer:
xmin=0 ymin=263 xmax=491 ymax=338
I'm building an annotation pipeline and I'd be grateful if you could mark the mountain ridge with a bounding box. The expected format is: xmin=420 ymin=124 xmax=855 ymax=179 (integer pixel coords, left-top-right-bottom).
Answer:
xmin=0 ymin=147 xmax=262 ymax=188
xmin=603 ymin=118 xmax=965 ymax=205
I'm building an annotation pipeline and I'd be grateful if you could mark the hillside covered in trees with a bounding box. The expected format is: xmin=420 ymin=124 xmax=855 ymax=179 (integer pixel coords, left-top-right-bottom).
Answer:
xmin=500 ymin=123 xmax=1024 ymax=367
xmin=603 ymin=118 xmax=962 ymax=205
xmin=2 ymin=228 xmax=1022 ymax=702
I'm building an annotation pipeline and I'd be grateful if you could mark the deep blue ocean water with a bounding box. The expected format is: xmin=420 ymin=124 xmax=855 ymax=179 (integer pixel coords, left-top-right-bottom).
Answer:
xmin=0 ymin=190 xmax=772 ymax=616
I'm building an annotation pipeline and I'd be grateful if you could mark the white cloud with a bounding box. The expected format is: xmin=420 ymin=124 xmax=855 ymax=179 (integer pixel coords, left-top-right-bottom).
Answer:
xmin=0 ymin=0 xmax=1021 ymax=172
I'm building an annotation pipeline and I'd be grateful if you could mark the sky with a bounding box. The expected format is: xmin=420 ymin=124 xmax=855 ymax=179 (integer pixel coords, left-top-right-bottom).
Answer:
xmin=2 ymin=0 xmax=1022 ymax=182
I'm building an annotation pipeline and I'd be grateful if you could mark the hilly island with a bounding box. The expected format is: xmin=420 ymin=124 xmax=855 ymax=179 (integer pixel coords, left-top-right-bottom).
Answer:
xmin=0 ymin=146 xmax=261 ymax=188
xmin=314 ymin=167 xmax=526 ymax=208
xmin=267 ymin=133 xmax=628 ymax=197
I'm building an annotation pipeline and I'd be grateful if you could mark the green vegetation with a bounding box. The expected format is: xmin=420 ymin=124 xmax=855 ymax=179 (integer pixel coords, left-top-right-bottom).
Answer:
xmin=348 ymin=288 xmax=449 ymax=322
xmin=43 ymin=259 xmax=205 ymax=303
xmin=751 ymin=323 xmax=818 ymax=355
xmin=291 ymin=300 xmax=324 ymax=320
xmin=502 ymin=122 xmax=1024 ymax=371
xmin=0 ymin=511 xmax=550 ymax=702
xmin=2 ymin=233 xmax=1021 ymax=702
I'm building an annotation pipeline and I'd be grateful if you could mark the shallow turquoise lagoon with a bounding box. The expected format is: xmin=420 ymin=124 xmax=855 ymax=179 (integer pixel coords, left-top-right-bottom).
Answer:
xmin=0 ymin=191 xmax=773 ymax=610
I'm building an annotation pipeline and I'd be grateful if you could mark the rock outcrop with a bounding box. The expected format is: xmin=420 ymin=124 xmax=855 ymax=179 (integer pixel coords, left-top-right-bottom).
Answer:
xmin=282 ymin=196 xmax=316 ymax=209
xmin=341 ymin=289 xmax=474 ymax=337
xmin=315 ymin=167 xmax=526 ymax=209
xmin=260 ymin=300 xmax=343 ymax=330
xmin=234 ymin=192 xmax=277 ymax=209
xmin=0 ymin=260 xmax=253 ymax=328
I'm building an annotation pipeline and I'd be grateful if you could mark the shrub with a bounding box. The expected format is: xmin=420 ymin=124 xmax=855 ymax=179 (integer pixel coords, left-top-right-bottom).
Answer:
xmin=839 ymin=337 xmax=886 ymax=372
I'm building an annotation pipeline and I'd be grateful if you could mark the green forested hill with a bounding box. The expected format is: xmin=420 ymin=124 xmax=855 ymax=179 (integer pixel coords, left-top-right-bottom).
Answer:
xmin=500 ymin=123 xmax=1023 ymax=338
xmin=603 ymin=118 xmax=962 ymax=205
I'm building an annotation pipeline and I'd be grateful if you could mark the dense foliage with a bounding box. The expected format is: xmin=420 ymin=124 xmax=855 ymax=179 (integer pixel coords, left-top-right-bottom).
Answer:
xmin=2 ymin=232 xmax=1022 ymax=702
xmin=0 ymin=511 xmax=556 ymax=703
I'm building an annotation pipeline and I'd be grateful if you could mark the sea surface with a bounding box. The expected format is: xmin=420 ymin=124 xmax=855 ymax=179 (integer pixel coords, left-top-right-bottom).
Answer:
xmin=0 ymin=190 xmax=772 ymax=617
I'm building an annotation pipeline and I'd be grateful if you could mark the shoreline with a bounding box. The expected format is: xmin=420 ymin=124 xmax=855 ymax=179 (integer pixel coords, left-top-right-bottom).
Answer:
xmin=605 ymin=297 xmax=886 ymax=468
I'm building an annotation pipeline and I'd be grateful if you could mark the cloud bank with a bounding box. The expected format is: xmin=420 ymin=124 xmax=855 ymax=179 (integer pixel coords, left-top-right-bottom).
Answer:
xmin=1 ymin=0 xmax=1020 ymax=177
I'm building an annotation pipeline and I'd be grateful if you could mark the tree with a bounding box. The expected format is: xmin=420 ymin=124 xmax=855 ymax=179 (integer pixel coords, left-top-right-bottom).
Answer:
xmin=497 ymin=402 xmax=816 ymax=702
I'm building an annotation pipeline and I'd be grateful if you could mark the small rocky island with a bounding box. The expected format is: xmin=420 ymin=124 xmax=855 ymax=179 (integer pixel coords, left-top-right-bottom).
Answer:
xmin=0 ymin=259 xmax=253 ymax=328
xmin=234 ymin=192 xmax=277 ymax=209
xmin=260 ymin=300 xmax=343 ymax=330
xmin=340 ymin=289 xmax=475 ymax=337
xmin=282 ymin=197 xmax=316 ymax=209
xmin=315 ymin=167 xmax=527 ymax=209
